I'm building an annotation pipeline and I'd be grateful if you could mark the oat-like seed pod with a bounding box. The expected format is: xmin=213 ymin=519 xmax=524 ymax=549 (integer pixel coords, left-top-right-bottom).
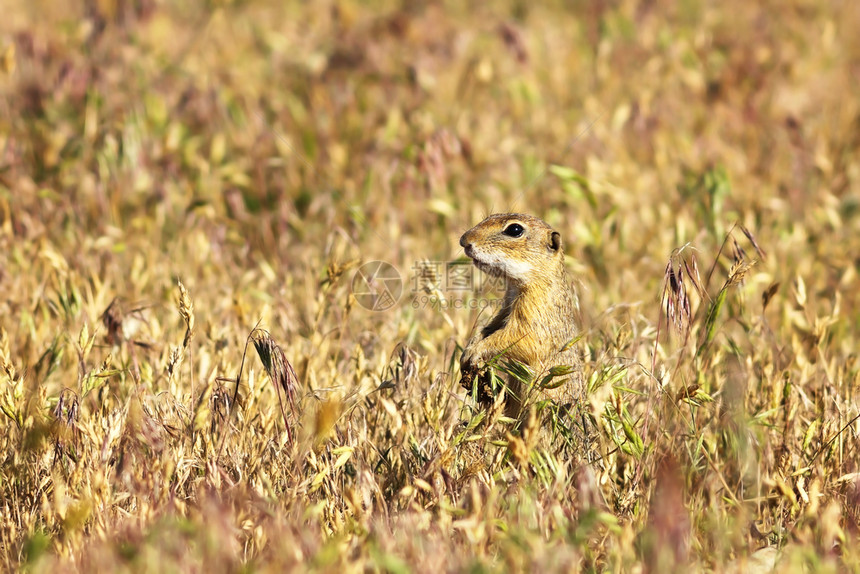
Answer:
xmin=166 ymin=346 xmax=183 ymax=381
xmin=177 ymin=280 xmax=195 ymax=347
xmin=251 ymin=328 xmax=298 ymax=442
xmin=101 ymin=298 xmax=125 ymax=345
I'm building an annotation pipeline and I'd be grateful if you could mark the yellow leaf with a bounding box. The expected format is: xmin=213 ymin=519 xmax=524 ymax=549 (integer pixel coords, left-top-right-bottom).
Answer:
xmin=333 ymin=449 xmax=353 ymax=470
xmin=310 ymin=467 xmax=329 ymax=491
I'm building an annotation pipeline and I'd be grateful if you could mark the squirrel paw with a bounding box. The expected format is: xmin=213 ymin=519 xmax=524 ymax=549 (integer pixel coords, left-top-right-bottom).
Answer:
xmin=459 ymin=350 xmax=495 ymax=406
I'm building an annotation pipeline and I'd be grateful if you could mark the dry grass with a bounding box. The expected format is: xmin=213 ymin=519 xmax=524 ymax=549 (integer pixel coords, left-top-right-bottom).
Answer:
xmin=1 ymin=0 xmax=860 ymax=571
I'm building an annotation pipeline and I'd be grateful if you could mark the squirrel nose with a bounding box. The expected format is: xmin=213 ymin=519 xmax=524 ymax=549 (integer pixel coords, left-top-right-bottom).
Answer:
xmin=459 ymin=234 xmax=469 ymax=248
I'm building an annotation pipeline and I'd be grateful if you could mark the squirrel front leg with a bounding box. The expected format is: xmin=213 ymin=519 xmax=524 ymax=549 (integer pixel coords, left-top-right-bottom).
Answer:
xmin=460 ymin=333 xmax=498 ymax=405
xmin=460 ymin=330 xmax=532 ymax=412
xmin=460 ymin=331 xmax=502 ymax=372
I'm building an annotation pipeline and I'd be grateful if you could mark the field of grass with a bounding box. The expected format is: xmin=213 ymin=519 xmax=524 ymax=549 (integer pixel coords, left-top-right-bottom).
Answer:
xmin=1 ymin=0 xmax=860 ymax=571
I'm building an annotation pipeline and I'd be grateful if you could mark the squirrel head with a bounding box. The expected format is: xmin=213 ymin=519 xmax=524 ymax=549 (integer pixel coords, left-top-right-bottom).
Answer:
xmin=459 ymin=213 xmax=564 ymax=286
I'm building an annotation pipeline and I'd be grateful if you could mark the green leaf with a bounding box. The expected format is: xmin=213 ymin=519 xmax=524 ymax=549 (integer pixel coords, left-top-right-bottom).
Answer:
xmin=539 ymin=375 xmax=568 ymax=390
xmin=802 ymin=420 xmax=818 ymax=452
xmin=620 ymin=412 xmax=644 ymax=458
xmin=698 ymin=285 xmax=728 ymax=356
xmin=548 ymin=364 xmax=576 ymax=377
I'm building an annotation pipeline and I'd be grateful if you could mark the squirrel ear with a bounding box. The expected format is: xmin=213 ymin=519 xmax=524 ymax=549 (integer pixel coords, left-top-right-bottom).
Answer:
xmin=549 ymin=231 xmax=562 ymax=251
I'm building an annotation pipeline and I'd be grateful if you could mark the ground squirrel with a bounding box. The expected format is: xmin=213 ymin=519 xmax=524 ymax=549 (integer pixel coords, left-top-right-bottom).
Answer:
xmin=459 ymin=213 xmax=580 ymax=415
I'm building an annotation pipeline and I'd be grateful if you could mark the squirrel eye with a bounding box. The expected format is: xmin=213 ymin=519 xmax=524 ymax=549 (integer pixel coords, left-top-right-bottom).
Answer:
xmin=503 ymin=223 xmax=525 ymax=237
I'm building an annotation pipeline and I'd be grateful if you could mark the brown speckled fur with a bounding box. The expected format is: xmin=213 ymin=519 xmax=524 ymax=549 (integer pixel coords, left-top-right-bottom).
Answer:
xmin=459 ymin=213 xmax=581 ymax=416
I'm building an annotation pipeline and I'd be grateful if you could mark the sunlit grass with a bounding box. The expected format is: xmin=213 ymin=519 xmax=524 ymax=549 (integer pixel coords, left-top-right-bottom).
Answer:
xmin=1 ymin=0 xmax=859 ymax=571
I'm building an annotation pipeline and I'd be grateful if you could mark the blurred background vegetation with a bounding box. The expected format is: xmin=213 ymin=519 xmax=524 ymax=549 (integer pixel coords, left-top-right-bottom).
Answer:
xmin=1 ymin=0 xmax=859 ymax=571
